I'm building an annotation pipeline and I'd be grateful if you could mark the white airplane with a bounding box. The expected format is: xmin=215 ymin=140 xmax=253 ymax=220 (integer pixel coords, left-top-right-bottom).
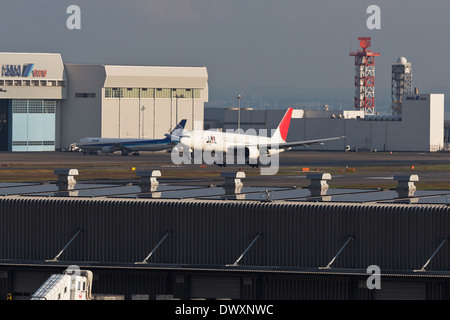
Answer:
xmin=76 ymin=119 xmax=186 ymax=155
xmin=178 ymin=108 xmax=344 ymax=167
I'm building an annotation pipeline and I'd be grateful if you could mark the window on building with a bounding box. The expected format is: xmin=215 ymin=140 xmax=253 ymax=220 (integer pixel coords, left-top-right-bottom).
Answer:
xmin=12 ymin=106 xmax=27 ymax=113
xmin=172 ymin=88 xmax=191 ymax=99
xmin=185 ymin=89 xmax=193 ymax=99
xmin=12 ymin=100 xmax=56 ymax=114
xmin=12 ymin=141 xmax=27 ymax=146
xmin=140 ymin=88 xmax=154 ymax=99
xmin=28 ymin=141 xmax=43 ymax=146
xmin=28 ymin=100 xmax=43 ymax=113
xmin=43 ymin=101 xmax=56 ymax=113
xmin=75 ymin=93 xmax=96 ymax=99
xmin=122 ymin=88 xmax=139 ymax=98
xmin=103 ymin=87 xmax=201 ymax=99
xmin=12 ymin=100 xmax=28 ymax=113
xmin=104 ymin=88 xmax=112 ymax=98
xmin=155 ymin=88 xmax=171 ymax=98
xmin=104 ymin=88 xmax=123 ymax=98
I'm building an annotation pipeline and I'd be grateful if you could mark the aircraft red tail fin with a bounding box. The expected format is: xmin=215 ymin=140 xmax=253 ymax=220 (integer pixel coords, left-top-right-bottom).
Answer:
xmin=271 ymin=108 xmax=293 ymax=143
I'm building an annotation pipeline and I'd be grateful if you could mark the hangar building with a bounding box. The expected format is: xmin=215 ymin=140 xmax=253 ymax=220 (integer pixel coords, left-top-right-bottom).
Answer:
xmin=0 ymin=52 xmax=209 ymax=151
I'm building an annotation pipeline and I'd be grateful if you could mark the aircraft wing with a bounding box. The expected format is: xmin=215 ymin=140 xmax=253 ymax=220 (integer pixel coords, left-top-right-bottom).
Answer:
xmin=255 ymin=136 xmax=345 ymax=150
xmin=277 ymin=136 xmax=345 ymax=148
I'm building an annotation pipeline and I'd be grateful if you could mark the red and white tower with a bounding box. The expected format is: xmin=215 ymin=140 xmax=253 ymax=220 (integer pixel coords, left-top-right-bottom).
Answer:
xmin=349 ymin=37 xmax=380 ymax=115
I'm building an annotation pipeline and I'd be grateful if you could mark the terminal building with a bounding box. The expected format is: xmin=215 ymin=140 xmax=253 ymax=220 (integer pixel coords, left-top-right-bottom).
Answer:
xmin=0 ymin=52 xmax=209 ymax=151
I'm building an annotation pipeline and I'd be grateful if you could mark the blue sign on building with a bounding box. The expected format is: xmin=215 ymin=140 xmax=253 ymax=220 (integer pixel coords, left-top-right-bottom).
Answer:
xmin=2 ymin=64 xmax=36 ymax=77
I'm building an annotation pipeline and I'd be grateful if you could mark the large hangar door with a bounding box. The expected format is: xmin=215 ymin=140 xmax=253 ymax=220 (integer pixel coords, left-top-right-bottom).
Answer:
xmin=190 ymin=276 xmax=240 ymax=299
xmin=12 ymin=271 xmax=53 ymax=300
xmin=9 ymin=100 xmax=56 ymax=151
xmin=373 ymin=281 xmax=426 ymax=300
xmin=0 ymin=100 xmax=9 ymax=151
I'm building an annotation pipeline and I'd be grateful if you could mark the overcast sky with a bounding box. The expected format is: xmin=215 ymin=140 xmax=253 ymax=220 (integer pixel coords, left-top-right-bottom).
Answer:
xmin=0 ymin=0 xmax=449 ymax=111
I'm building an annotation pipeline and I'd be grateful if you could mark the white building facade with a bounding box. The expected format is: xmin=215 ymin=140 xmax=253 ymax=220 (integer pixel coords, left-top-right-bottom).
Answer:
xmin=0 ymin=52 xmax=209 ymax=151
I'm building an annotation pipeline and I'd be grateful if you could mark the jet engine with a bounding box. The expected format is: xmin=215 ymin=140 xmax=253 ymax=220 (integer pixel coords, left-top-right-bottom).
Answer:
xmin=267 ymin=147 xmax=291 ymax=157
xmin=101 ymin=146 xmax=114 ymax=153
xmin=245 ymin=146 xmax=260 ymax=167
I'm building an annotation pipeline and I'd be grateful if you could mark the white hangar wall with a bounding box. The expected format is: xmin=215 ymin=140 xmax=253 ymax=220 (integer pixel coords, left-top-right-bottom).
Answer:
xmin=61 ymin=65 xmax=208 ymax=148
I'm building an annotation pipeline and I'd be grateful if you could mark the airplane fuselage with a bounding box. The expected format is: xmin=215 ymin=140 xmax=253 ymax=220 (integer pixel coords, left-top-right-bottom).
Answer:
xmin=77 ymin=137 xmax=174 ymax=153
xmin=76 ymin=119 xmax=187 ymax=155
xmin=179 ymin=130 xmax=276 ymax=153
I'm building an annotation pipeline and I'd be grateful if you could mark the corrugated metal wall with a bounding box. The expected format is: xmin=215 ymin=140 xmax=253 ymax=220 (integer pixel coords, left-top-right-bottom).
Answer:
xmin=1 ymin=197 xmax=450 ymax=272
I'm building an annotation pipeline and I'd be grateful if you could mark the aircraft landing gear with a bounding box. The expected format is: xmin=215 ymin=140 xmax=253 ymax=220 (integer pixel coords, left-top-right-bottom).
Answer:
xmin=247 ymin=161 xmax=259 ymax=168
